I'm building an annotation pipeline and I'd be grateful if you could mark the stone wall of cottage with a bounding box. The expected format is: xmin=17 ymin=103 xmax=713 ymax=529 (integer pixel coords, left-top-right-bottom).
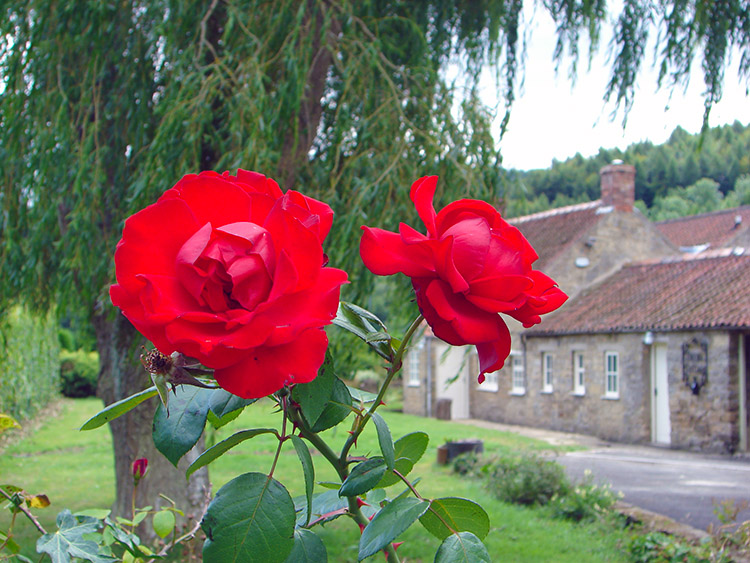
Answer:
xmin=467 ymin=330 xmax=742 ymax=453
xmin=469 ymin=332 xmax=652 ymax=443
xmin=666 ymin=331 xmax=740 ymax=453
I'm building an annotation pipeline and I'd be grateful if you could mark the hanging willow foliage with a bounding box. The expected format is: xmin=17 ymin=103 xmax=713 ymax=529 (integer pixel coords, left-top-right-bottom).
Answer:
xmin=1 ymin=0 xmax=748 ymax=317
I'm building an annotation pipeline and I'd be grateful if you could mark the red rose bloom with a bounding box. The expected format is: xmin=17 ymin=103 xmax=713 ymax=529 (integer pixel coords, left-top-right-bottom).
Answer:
xmin=360 ymin=176 xmax=566 ymax=382
xmin=110 ymin=170 xmax=348 ymax=398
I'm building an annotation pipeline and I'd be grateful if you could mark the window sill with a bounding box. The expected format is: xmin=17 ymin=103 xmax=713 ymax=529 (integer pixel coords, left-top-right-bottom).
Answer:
xmin=602 ymin=394 xmax=620 ymax=400
xmin=510 ymin=389 xmax=526 ymax=396
xmin=540 ymin=389 xmax=554 ymax=395
xmin=572 ymin=390 xmax=586 ymax=397
xmin=407 ymin=382 xmax=421 ymax=388
xmin=477 ymin=386 xmax=499 ymax=393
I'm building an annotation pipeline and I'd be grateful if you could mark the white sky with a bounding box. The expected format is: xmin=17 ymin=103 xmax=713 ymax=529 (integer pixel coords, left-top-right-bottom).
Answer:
xmin=484 ymin=4 xmax=750 ymax=171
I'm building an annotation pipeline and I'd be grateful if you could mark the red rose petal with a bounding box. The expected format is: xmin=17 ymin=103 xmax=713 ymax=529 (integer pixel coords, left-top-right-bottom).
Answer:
xmin=475 ymin=327 xmax=511 ymax=377
xmin=360 ymin=227 xmax=435 ymax=277
xmin=169 ymin=173 xmax=254 ymax=227
xmin=423 ymin=279 xmax=503 ymax=343
xmin=409 ymin=176 xmax=438 ymax=237
xmin=213 ymin=329 xmax=329 ymax=399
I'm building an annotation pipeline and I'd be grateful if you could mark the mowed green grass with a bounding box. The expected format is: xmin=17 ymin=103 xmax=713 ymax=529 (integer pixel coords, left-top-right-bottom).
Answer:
xmin=1 ymin=397 xmax=630 ymax=561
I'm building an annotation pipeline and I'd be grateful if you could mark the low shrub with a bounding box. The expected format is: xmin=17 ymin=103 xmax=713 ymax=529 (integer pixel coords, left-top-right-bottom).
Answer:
xmin=451 ymin=451 xmax=483 ymax=476
xmin=550 ymin=471 xmax=621 ymax=522
xmin=59 ymin=349 xmax=99 ymax=398
xmin=483 ymin=453 xmax=570 ymax=506
xmin=627 ymin=531 xmax=713 ymax=563
xmin=58 ymin=327 xmax=76 ymax=351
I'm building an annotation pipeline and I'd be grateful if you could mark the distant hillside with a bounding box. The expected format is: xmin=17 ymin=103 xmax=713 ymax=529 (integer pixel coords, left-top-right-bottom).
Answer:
xmin=502 ymin=121 xmax=750 ymax=221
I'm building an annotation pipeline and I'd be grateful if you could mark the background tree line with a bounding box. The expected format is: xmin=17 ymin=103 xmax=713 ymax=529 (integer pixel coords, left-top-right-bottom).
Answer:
xmin=504 ymin=120 xmax=750 ymax=220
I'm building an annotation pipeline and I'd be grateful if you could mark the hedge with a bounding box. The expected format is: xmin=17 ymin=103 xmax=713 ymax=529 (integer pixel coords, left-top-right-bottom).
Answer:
xmin=0 ymin=305 xmax=61 ymax=420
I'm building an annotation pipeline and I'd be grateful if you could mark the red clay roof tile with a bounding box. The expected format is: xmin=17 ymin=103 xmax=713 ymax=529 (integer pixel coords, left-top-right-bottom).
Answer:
xmin=655 ymin=206 xmax=750 ymax=248
xmin=526 ymin=253 xmax=750 ymax=335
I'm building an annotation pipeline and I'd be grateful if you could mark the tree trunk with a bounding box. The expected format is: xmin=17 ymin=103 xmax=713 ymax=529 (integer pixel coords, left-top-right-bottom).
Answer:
xmin=94 ymin=306 xmax=210 ymax=547
xmin=277 ymin=0 xmax=337 ymax=188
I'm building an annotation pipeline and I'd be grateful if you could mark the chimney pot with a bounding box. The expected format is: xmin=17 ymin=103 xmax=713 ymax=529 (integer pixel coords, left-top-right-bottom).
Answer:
xmin=599 ymin=163 xmax=635 ymax=212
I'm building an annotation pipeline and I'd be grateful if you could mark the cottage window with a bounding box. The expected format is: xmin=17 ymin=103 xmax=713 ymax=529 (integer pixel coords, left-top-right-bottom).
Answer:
xmin=573 ymin=351 xmax=585 ymax=395
xmin=406 ymin=340 xmax=424 ymax=387
xmin=604 ymin=351 xmax=619 ymax=399
xmin=542 ymin=352 xmax=554 ymax=393
xmin=476 ymin=353 xmax=498 ymax=392
xmin=510 ymin=352 xmax=525 ymax=395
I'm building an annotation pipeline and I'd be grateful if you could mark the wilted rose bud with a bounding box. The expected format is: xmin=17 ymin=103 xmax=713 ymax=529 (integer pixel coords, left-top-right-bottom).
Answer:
xmin=132 ymin=458 xmax=148 ymax=486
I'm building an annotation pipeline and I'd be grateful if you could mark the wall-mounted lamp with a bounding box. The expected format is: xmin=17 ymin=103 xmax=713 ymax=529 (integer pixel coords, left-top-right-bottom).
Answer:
xmin=643 ymin=331 xmax=654 ymax=345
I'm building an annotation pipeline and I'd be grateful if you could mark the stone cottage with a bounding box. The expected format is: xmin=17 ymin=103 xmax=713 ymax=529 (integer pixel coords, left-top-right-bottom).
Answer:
xmin=402 ymin=163 xmax=750 ymax=453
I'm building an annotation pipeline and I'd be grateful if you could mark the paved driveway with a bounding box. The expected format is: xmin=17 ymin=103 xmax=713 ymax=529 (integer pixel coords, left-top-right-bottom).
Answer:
xmin=557 ymin=445 xmax=750 ymax=531
xmin=457 ymin=419 xmax=750 ymax=532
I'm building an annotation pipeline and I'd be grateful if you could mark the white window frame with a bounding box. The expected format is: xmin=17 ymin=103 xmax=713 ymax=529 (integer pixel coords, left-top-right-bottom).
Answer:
xmin=573 ymin=351 xmax=585 ymax=395
xmin=476 ymin=353 xmax=499 ymax=392
xmin=604 ymin=351 xmax=620 ymax=399
xmin=542 ymin=352 xmax=554 ymax=393
xmin=510 ymin=352 xmax=525 ymax=395
xmin=406 ymin=340 xmax=424 ymax=387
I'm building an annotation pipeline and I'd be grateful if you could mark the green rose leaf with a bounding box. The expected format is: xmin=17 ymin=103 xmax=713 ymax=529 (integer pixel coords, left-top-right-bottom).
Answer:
xmin=295 ymin=490 xmax=348 ymax=528
xmin=309 ymin=377 xmax=352 ymax=433
xmin=80 ymin=386 xmax=158 ymax=431
xmin=333 ymin=302 xmax=393 ymax=360
xmin=292 ymin=352 xmax=336 ymax=428
xmin=37 ymin=509 xmax=114 ymax=563
xmin=394 ymin=432 xmax=429 ymax=464
xmin=358 ymin=497 xmax=429 ymax=561
xmin=290 ymin=435 xmax=315 ymax=526
xmin=339 ymin=458 xmax=387 ymax=498
xmin=152 ymin=509 xmax=176 ymax=539
xmin=207 ymin=389 xmax=257 ymax=428
xmin=202 ymin=472 xmax=295 ymax=563
xmin=153 ymin=386 xmax=214 ymax=467
xmin=375 ymin=431 xmax=429 ymax=488
xmin=347 ymin=386 xmax=379 ymax=404
xmin=371 ymin=413 xmax=395 ymax=471
xmin=375 ymin=458 xmax=414 ymax=488
xmin=434 ymin=532 xmax=491 ymax=563
xmin=186 ymin=428 xmax=278 ymax=479
xmin=283 ymin=529 xmax=327 ymax=563
xmin=419 ymin=497 xmax=490 ymax=540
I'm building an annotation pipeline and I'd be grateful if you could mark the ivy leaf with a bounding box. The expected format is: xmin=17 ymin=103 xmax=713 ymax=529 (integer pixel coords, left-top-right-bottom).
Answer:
xmin=80 ymin=387 xmax=158 ymax=430
xmin=358 ymin=497 xmax=429 ymax=561
xmin=36 ymin=509 xmax=115 ymax=563
xmin=152 ymin=386 xmax=213 ymax=466
xmin=419 ymin=497 xmax=490 ymax=540
xmin=371 ymin=413 xmax=395 ymax=471
xmin=186 ymin=428 xmax=277 ymax=479
xmin=339 ymin=458 xmax=387 ymax=498
xmin=434 ymin=532 xmax=491 ymax=563
xmin=283 ymin=529 xmax=327 ymax=562
xmin=290 ymin=435 xmax=315 ymax=526
xmin=292 ymin=352 xmax=336 ymax=428
xmin=201 ymin=473 xmax=295 ymax=563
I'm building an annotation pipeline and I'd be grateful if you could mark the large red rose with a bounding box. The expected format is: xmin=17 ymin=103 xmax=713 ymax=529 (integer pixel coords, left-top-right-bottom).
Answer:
xmin=110 ymin=170 xmax=348 ymax=398
xmin=360 ymin=176 xmax=566 ymax=382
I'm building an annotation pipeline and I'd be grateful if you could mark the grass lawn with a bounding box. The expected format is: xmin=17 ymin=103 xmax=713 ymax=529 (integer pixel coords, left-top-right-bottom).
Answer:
xmin=1 ymin=397 xmax=632 ymax=561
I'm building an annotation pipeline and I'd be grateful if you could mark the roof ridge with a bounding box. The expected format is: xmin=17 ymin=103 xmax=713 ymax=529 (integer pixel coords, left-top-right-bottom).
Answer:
xmin=508 ymin=199 xmax=601 ymax=224
xmin=655 ymin=204 xmax=750 ymax=225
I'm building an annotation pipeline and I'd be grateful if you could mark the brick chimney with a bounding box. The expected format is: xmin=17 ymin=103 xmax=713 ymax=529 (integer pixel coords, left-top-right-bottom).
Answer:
xmin=599 ymin=161 xmax=635 ymax=212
